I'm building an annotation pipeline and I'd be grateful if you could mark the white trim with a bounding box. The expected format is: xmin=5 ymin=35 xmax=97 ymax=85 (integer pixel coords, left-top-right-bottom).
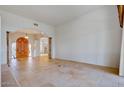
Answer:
xmin=0 ymin=16 xmax=1 ymax=60
xmin=120 ymin=28 xmax=124 ymax=76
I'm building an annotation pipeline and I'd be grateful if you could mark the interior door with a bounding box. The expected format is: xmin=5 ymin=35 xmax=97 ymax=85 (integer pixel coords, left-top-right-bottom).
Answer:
xmin=16 ymin=37 xmax=29 ymax=58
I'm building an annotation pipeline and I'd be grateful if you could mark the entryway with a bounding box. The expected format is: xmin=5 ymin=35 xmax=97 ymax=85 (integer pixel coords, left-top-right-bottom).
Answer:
xmin=16 ymin=37 xmax=29 ymax=58
xmin=6 ymin=29 xmax=52 ymax=66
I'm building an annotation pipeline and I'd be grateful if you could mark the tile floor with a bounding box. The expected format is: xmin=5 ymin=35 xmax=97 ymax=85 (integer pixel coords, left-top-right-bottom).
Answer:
xmin=1 ymin=56 xmax=124 ymax=87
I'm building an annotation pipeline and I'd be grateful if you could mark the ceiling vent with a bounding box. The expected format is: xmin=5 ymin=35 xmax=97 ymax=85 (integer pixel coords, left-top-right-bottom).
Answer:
xmin=33 ymin=23 xmax=39 ymax=27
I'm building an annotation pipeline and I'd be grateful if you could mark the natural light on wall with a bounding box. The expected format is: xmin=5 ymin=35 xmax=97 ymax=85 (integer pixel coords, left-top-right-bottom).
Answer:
xmin=25 ymin=33 xmax=29 ymax=39
xmin=118 ymin=5 xmax=124 ymax=76
xmin=25 ymin=36 xmax=29 ymax=39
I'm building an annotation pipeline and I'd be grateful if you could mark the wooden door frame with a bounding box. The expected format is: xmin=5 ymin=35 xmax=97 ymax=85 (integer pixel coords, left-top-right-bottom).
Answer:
xmin=6 ymin=31 xmax=10 ymax=66
xmin=48 ymin=37 xmax=52 ymax=59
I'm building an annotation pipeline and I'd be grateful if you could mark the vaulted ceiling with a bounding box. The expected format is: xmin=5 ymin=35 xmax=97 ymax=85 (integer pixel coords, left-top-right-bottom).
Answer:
xmin=0 ymin=5 xmax=103 ymax=26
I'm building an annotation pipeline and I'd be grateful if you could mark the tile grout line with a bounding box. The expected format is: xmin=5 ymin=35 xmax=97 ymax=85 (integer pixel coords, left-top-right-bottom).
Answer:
xmin=8 ymin=67 xmax=21 ymax=87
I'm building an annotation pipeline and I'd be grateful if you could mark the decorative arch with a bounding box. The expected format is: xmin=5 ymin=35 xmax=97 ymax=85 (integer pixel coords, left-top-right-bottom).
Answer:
xmin=16 ymin=37 xmax=29 ymax=58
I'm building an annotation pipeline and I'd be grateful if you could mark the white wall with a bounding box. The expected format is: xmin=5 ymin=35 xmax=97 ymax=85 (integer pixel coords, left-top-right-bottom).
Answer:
xmin=0 ymin=16 xmax=2 ymax=87
xmin=55 ymin=6 xmax=122 ymax=68
xmin=0 ymin=16 xmax=1 ymax=64
xmin=120 ymin=25 xmax=124 ymax=76
xmin=0 ymin=10 xmax=55 ymax=64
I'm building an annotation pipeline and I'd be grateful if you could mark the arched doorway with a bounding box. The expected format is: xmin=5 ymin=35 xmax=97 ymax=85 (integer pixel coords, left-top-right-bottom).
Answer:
xmin=16 ymin=37 xmax=29 ymax=58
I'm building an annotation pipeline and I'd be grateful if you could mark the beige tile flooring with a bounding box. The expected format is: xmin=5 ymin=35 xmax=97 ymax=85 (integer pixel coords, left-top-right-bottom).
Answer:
xmin=1 ymin=65 xmax=19 ymax=87
xmin=1 ymin=56 xmax=124 ymax=87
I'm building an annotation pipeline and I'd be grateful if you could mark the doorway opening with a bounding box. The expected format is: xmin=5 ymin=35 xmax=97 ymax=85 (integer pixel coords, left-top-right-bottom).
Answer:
xmin=40 ymin=37 xmax=52 ymax=59
xmin=11 ymin=42 xmax=16 ymax=59
xmin=40 ymin=37 xmax=48 ymax=56
xmin=7 ymin=31 xmax=52 ymax=66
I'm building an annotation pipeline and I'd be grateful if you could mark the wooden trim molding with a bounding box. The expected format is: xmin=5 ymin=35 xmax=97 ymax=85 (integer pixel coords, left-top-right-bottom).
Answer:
xmin=117 ymin=5 xmax=124 ymax=28
xmin=48 ymin=37 xmax=52 ymax=59
xmin=7 ymin=31 xmax=10 ymax=66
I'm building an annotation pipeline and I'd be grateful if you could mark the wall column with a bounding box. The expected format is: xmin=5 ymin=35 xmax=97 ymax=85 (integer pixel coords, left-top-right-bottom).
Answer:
xmin=120 ymin=26 xmax=124 ymax=76
xmin=35 ymin=39 xmax=40 ymax=56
